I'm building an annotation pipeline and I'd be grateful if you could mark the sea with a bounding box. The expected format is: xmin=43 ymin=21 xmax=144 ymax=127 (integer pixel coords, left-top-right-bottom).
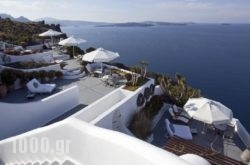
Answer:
xmin=62 ymin=24 xmax=250 ymax=132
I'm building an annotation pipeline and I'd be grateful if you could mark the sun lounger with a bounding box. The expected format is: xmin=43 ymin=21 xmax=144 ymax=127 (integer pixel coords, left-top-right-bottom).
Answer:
xmin=165 ymin=119 xmax=193 ymax=140
xmin=26 ymin=78 xmax=56 ymax=94
xmin=168 ymin=107 xmax=189 ymax=124
xmin=173 ymin=104 xmax=191 ymax=119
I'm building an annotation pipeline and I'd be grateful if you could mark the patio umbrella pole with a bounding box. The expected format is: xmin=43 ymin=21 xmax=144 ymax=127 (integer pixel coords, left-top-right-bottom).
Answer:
xmin=201 ymin=123 xmax=206 ymax=134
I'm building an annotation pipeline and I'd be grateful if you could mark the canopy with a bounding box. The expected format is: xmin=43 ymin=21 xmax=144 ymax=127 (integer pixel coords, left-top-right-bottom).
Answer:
xmin=58 ymin=36 xmax=86 ymax=46
xmin=183 ymin=97 xmax=233 ymax=125
xmin=39 ymin=29 xmax=63 ymax=37
xmin=58 ymin=36 xmax=86 ymax=56
xmin=82 ymin=48 xmax=120 ymax=63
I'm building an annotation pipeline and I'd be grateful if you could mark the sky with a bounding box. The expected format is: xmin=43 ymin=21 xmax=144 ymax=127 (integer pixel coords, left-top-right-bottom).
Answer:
xmin=0 ymin=0 xmax=250 ymax=23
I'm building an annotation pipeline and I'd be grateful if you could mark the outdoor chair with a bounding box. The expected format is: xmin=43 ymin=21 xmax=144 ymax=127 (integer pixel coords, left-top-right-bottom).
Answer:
xmin=173 ymin=104 xmax=191 ymax=119
xmin=85 ymin=63 xmax=94 ymax=76
xmin=168 ymin=107 xmax=190 ymax=124
xmin=165 ymin=118 xmax=193 ymax=140
xmin=26 ymin=78 xmax=56 ymax=94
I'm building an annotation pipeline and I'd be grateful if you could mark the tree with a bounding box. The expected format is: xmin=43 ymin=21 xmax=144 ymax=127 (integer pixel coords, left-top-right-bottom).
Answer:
xmin=159 ymin=74 xmax=202 ymax=107
xmin=86 ymin=47 xmax=96 ymax=53
xmin=139 ymin=60 xmax=149 ymax=78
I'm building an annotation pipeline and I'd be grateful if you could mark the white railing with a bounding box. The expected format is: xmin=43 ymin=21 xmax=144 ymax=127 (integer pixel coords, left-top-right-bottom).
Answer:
xmin=0 ymin=85 xmax=79 ymax=140
xmin=234 ymin=118 xmax=250 ymax=148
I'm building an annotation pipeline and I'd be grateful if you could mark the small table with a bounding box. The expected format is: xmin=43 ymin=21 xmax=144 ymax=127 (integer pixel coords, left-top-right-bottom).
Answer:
xmin=26 ymin=93 xmax=35 ymax=99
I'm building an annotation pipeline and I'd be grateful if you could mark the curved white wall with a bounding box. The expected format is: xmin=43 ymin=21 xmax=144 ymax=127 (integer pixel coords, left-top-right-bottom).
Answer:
xmin=7 ymin=51 xmax=54 ymax=63
xmin=0 ymin=118 xmax=192 ymax=165
xmin=0 ymin=85 xmax=79 ymax=140
xmin=0 ymin=63 xmax=62 ymax=72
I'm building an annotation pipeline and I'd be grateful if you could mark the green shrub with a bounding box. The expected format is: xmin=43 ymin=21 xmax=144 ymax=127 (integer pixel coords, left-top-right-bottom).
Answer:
xmin=55 ymin=71 xmax=63 ymax=78
xmin=38 ymin=70 xmax=47 ymax=82
xmin=1 ymin=69 xmax=17 ymax=85
xmin=143 ymin=95 xmax=164 ymax=119
xmin=125 ymin=73 xmax=132 ymax=81
xmin=48 ymin=70 xmax=55 ymax=80
xmin=129 ymin=111 xmax=152 ymax=140
xmin=30 ymin=71 xmax=39 ymax=79
xmin=86 ymin=47 xmax=96 ymax=53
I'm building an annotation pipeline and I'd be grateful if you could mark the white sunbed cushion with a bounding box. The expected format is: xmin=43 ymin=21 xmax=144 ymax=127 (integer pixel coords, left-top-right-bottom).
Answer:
xmin=165 ymin=119 xmax=174 ymax=137
xmin=173 ymin=104 xmax=179 ymax=113
xmin=169 ymin=123 xmax=175 ymax=133
xmin=165 ymin=118 xmax=193 ymax=140
xmin=26 ymin=78 xmax=56 ymax=94
xmin=173 ymin=124 xmax=193 ymax=140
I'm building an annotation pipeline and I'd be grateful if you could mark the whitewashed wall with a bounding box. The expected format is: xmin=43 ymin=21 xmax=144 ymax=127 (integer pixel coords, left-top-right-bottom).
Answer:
xmin=0 ymin=118 xmax=191 ymax=165
xmin=0 ymin=85 xmax=79 ymax=140
xmin=0 ymin=64 xmax=61 ymax=72
xmin=75 ymin=89 xmax=131 ymax=122
xmin=26 ymin=44 xmax=43 ymax=51
xmin=74 ymin=78 xmax=155 ymax=131
xmin=7 ymin=51 xmax=53 ymax=63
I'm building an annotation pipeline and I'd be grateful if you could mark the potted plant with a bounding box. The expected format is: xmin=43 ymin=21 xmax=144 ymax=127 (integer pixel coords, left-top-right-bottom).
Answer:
xmin=48 ymin=70 xmax=56 ymax=81
xmin=129 ymin=111 xmax=152 ymax=140
xmin=20 ymin=72 xmax=29 ymax=88
xmin=0 ymin=83 xmax=7 ymax=98
xmin=30 ymin=71 xmax=39 ymax=80
xmin=38 ymin=70 xmax=47 ymax=82
xmin=55 ymin=71 xmax=63 ymax=79
xmin=1 ymin=69 xmax=17 ymax=92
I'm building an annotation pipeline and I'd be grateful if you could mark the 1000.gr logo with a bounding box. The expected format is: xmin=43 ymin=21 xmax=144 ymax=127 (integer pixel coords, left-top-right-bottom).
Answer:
xmin=12 ymin=137 xmax=71 ymax=155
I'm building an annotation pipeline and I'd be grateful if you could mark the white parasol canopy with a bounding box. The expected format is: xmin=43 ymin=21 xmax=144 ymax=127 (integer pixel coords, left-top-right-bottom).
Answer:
xmin=58 ymin=36 xmax=86 ymax=56
xmin=39 ymin=29 xmax=63 ymax=37
xmin=183 ymin=97 xmax=233 ymax=125
xmin=58 ymin=36 xmax=86 ymax=46
xmin=82 ymin=47 xmax=120 ymax=63
xmin=39 ymin=29 xmax=63 ymax=45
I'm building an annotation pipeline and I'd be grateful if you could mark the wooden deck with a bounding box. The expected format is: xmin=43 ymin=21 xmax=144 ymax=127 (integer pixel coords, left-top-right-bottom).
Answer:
xmin=163 ymin=137 xmax=245 ymax=165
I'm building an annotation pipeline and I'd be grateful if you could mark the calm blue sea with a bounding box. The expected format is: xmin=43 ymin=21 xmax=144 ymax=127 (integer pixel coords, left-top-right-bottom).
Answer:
xmin=62 ymin=24 xmax=250 ymax=132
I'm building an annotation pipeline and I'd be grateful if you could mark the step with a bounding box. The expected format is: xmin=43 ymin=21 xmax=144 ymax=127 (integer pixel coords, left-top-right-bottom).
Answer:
xmin=33 ymin=162 xmax=40 ymax=165
xmin=25 ymin=163 xmax=32 ymax=165
xmin=61 ymin=160 xmax=76 ymax=165
xmin=50 ymin=161 xmax=60 ymax=165
xmin=41 ymin=161 xmax=49 ymax=165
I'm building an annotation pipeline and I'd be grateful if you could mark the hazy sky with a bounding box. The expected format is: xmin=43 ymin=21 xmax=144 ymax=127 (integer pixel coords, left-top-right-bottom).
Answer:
xmin=1 ymin=0 xmax=250 ymax=23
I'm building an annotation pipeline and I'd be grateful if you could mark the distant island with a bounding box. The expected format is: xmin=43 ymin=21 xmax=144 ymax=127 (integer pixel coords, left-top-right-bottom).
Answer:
xmin=97 ymin=22 xmax=191 ymax=27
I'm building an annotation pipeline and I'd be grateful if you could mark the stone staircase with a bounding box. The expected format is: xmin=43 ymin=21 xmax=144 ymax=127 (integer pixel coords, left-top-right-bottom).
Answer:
xmin=7 ymin=159 xmax=79 ymax=165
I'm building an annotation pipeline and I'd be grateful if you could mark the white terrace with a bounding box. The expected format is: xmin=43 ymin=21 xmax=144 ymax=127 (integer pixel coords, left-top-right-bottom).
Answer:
xmin=0 ymin=57 xmax=249 ymax=165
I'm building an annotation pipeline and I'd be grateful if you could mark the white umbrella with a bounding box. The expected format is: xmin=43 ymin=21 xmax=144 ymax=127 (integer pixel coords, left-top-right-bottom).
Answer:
xmin=82 ymin=47 xmax=120 ymax=63
xmin=184 ymin=97 xmax=233 ymax=125
xmin=58 ymin=36 xmax=86 ymax=56
xmin=39 ymin=29 xmax=63 ymax=45
xmin=39 ymin=29 xmax=63 ymax=37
